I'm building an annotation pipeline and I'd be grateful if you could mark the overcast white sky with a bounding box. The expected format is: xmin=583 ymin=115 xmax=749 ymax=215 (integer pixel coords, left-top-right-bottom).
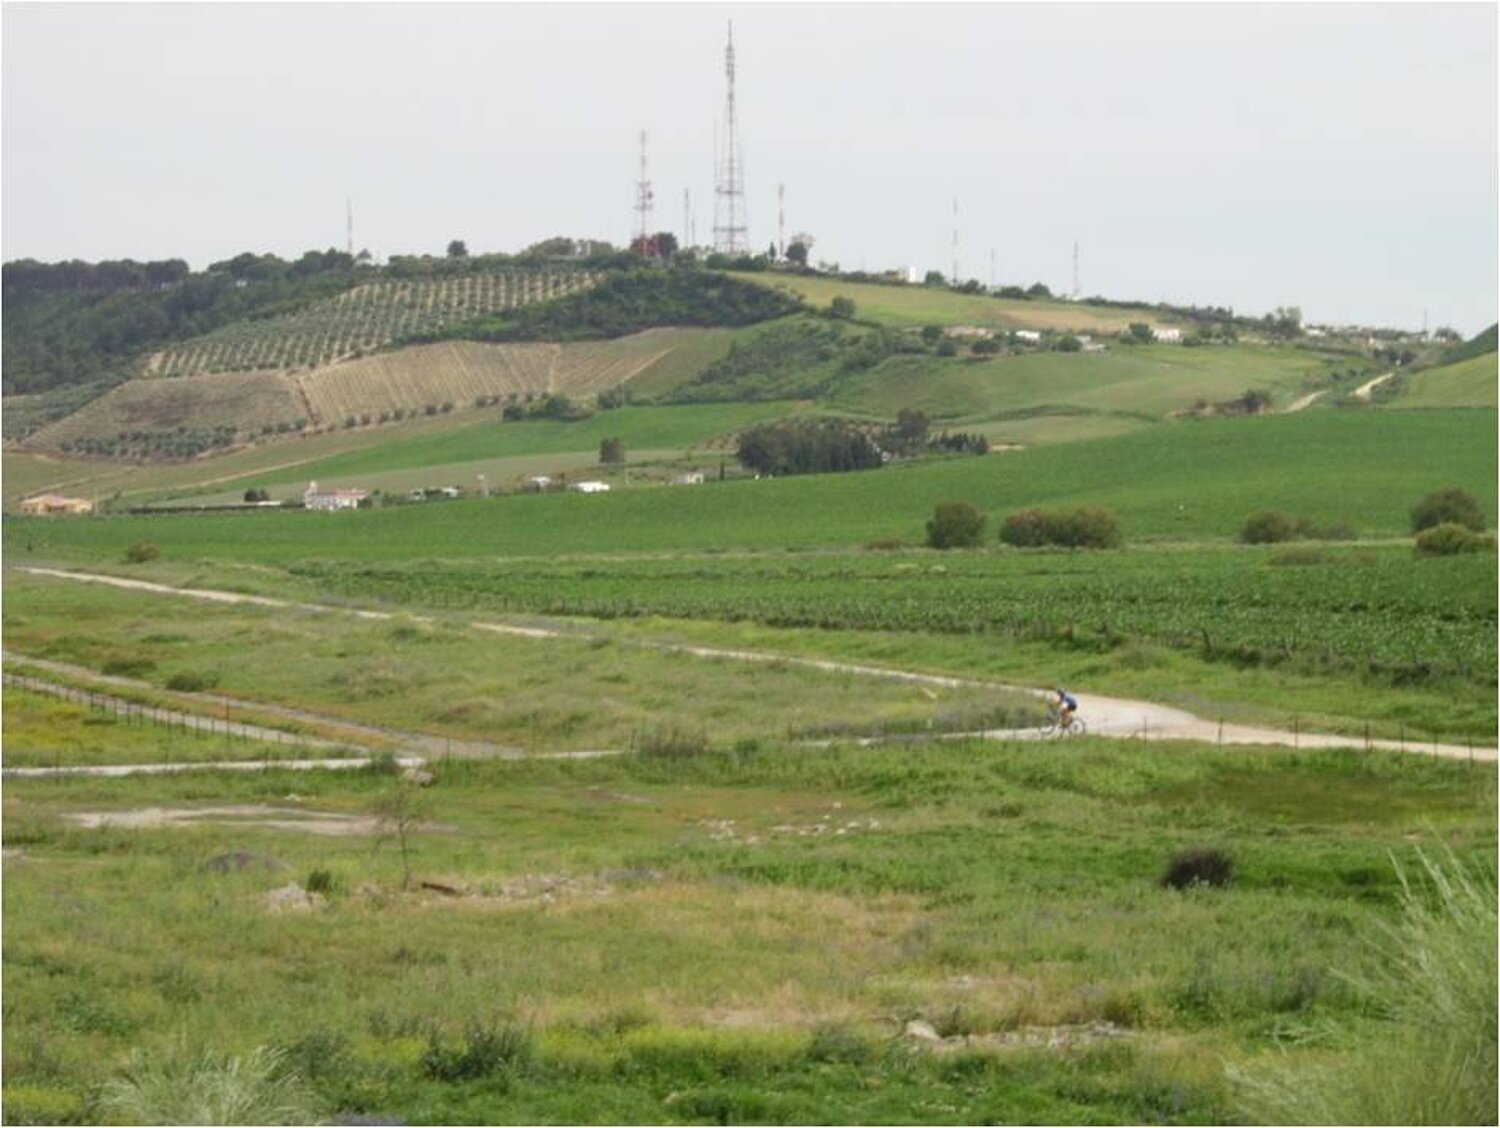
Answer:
xmin=3 ymin=2 xmax=1496 ymax=332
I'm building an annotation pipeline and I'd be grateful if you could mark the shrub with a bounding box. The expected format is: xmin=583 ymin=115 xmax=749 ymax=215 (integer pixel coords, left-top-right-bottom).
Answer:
xmin=864 ymin=536 xmax=905 ymax=551
xmin=1052 ymin=505 xmax=1123 ymax=548
xmin=165 ymin=670 xmax=217 ymax=692
xmin=999 ymin=506 xmax=1123 ymax=549
xmin=421 ymin=1019 xmax=533 ymax=1082
xmin=635 ymin=725 xmax=708 ymax=759
xmin=998 ymin=509 xmax=1050 ymax=548
xmin=1161 ymin=848 xmax=1234 ymax=890
xmin=1414 ymin=523 xmax=1496 ymax=557
xmin=926 ymin=500 xmax=987 ymax=549
xmin=123 ymin=541 xmax=160 ymax=564
xmin=1411 ymin=486 xmax=1485 ymax=533
xmin=1239 ymin=510 xmax=1298 ymax=544
xmin=827 ymin=295 xmax=856 ymax=320
xmin=99 ymin=1044 xmax=319 ymax=1126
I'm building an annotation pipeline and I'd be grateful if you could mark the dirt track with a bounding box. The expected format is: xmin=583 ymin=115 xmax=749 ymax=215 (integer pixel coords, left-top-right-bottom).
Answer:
xmin=13 ymin=566 xmax=1497 ymax=764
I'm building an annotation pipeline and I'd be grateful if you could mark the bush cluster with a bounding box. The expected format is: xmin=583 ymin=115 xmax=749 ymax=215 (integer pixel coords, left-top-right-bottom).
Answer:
xmin=736 ymin=418 xmax=882 ymax=477
xmin=1239 ymin=511 xmax=1356 ymax=544
xmin=999 ymin=506 xmax=1123 ymax=549
xmin=1414 ymin=523 xmax=1496 ymax=557
xmin=926 ymin=500 xmax=987 ymax=549
xmin=1410 ymin=486 xmax=1485 ymax=534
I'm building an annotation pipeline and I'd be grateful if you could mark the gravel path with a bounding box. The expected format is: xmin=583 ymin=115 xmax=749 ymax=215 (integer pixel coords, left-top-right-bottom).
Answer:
xmin=13 ymin=566 xmax=1496 ymax=764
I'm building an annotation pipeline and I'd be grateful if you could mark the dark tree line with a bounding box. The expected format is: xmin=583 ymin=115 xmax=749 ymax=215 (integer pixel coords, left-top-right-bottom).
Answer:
xmin=736 ymin=418 xmax=883 ymax=477
xmin=3 ymin=251 xmax=362 ymax=395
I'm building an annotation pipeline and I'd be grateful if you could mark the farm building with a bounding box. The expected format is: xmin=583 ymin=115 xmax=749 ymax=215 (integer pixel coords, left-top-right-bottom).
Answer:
xmin=944 ymin=326 xmax=993 ymax=340
xmin=304 ymin=481 xmax=369 ymax=511
xmin=570 ymin=481 xmax=611 ymax=494
xmin=672 ymin=471 xmax=706 ymax=486
xmin=18 ymin=494 xmax=93 ymax=516
xmin=524 ymin=476 xmax=553 ymax=492
xmin=1153 ymin=327 xmax=1183 ymax=343
xmin=1014 ymin=330 xmax=1042 ymax=343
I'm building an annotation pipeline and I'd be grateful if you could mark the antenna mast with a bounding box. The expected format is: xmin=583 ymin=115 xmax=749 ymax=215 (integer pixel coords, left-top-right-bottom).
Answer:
xmin=634 ymin=130 xmax=655 ymax=255
xmin=777 ymin=183 xmax=785 ymax=259
xmin=713 ymin=21 xmax=748 ymax=254
xmin=951 ymin=197 xmax=959 ymax=285
xmin=1072 ymin=239 xmax=1080 ymax=300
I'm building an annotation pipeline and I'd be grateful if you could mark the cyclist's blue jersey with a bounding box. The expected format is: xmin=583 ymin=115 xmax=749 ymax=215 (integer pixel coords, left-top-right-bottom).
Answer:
xmin=1059 ymin=692 xmax=1078 ymax=710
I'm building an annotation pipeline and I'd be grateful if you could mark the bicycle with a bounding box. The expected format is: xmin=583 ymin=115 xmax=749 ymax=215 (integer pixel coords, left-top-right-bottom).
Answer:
xmin=1042 ymin=708 xmax=1088 ymax=739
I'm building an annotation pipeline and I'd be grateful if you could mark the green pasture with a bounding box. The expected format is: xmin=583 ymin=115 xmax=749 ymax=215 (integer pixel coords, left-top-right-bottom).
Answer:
xmin=1387 ymin=351 xmax=1498 ymax=409
xmin=2 ymin=573 xmax=1032 ymax=752
xmin=10 ymin=410 xmax=1494 ymax=563
xmin=222 ymin=402 xmax=802 ymax=496
xmin=3 ymin=737 xmax=1492 ymax=1125
xmin=828 ymin=345 xmax=1340 ymax=425
xmin=739 ymin=273 xmax=1165 ymax=333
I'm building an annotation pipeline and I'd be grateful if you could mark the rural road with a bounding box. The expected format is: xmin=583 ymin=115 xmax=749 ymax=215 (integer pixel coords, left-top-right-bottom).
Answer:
xmin=12 ymin=566 xmax=1497 ymax=765
xmin=1284 ymin=390 xmax=1327 ymax=413
xmin=1351 ymin=371 xmax=1397 ymax=401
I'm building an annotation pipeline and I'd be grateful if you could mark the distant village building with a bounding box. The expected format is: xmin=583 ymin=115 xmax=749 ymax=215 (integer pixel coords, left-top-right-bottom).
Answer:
xmin=19 ymin=494 xmax=93 ymax=517
xmin=671 ymin=471 xmax=706 ymax=486
xmin=524 ymin=476 xmax=553 ymax=492
xmin=303 ymin=480 xmax=368 ymax=511
xmin=944 ymin=325 xmax=993 ymax=339
xmin=1152 ymin=327 xmax=1183 ymax=343
xmin=1014 ymin=330 xmax=1042 ymax=343
xmin=570 ymin=481 xmax=611 ymax=494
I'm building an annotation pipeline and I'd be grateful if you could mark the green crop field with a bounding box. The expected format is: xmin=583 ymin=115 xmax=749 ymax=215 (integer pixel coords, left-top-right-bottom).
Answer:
xmin=739 ymin=272 xmax=1166 ymax=333
xmin=827 ymin=344 xmax=1341 ymax=426
xmin=1388 ymin=351 xmax=1499 ymax=409
xmin=12 ymin=410 xmax=1493 ymax=561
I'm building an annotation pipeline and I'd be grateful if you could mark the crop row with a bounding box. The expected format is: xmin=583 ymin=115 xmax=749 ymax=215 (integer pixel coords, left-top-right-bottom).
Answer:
xmin=291 ymin=550 xmax=1497 ymax=689
xmin=146 ymin=272 xmax=601 ymax=378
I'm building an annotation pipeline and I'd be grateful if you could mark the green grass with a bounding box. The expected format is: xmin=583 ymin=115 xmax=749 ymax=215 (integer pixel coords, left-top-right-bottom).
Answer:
xmin=740 ymin=273 xmax=1165 ymax=333
xmin=828 ymin=345 xmax=1340 ymax=425
xmin=2 ymin=572 xmax=1034 ymax=752
xmin=10 ymin=410 xmax=1494 ymax=563
xmin=3 ymin=738 xmax=1492 ymax=1124
xmin=1388 ymin=351 xmax=1498 ymax=409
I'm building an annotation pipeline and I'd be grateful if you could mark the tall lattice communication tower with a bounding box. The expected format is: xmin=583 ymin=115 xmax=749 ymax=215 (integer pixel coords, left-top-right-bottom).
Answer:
xmin=634 ymin=130 xmax=655 ymax=254
xmin=1072 ymin=239 xmax=1080 ymax=300
xmin=713 ymin=22 xmax=748 ymax=255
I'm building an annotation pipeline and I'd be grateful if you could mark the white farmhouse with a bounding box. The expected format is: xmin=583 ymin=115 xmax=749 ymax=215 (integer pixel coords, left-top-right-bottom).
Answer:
xmin=1152 ymin=327 xmax=1183 ymax=343
xmin=570 ymin=481 xmax=611 ymax=494
xmin=671 ymin=471 xmax=705 ymax=486
xmin=1014 ymin=330 xmax=1042 ymax=343
xmin=304 ymin=481 xmax=369 ymax=511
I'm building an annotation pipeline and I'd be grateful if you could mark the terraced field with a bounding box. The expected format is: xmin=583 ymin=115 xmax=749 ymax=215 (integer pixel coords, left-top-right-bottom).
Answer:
xmin=143 ymin=271 xmax=601 ymax=379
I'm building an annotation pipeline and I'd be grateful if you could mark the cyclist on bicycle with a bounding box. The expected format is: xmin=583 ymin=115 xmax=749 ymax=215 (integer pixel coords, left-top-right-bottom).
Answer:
xmin=1053 ymin=687 xmax=1079 ymax=727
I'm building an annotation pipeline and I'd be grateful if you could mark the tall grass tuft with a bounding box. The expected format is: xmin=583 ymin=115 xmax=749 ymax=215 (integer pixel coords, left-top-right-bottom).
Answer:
xmin=99 ymin=1043 xmax=320 ymax=1126
xmin=1231 ymin=849 xmax=1497 ymax=1125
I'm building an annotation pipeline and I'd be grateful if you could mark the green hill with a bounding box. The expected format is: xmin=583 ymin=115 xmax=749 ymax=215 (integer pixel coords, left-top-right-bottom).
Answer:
xmin=1387 ymin=351 xmax=1498 ymax=409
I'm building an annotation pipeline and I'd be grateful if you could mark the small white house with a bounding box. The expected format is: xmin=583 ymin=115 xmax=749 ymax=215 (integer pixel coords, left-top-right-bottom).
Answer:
xmin=304 ymin=481 xmax=368 ymax=511
xmin=944 ymin=325 xmax=993 ymax=339
xmin=671 ymin=471 xmax=705 ymax=486
xmin=524 ymin=476 xmax=553 ymax=492
xmin=571 ymin=481 xmax=611 ymax=494
xmin=1152 ymin=327 xmax=1183 ymax=343
xmin=1014 ymin=330 xmax=1042 ymax=343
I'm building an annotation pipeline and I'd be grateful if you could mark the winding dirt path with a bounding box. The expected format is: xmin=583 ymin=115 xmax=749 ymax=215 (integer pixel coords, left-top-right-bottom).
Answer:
xmin=12 ymin=566 xmax=1496 ymax=763
xmin=1351 ymin=371 xmax=1397 ymax=401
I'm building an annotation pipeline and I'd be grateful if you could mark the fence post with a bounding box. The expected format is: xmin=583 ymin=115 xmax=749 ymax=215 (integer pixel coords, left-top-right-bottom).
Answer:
xmin=1217 ymin=718 xmax=1223 ymax=747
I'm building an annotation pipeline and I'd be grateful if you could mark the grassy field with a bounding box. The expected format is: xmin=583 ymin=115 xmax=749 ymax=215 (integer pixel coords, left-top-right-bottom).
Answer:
xmin=10 ymin=410 xmax=1494 ymax=560
xmin=738 ymin=273 xmax=1167 ymax=334
xmin=827 ymin=345 xmax=1341 ymax=426
xmin=2 ymin=572 xmax=1033 ymax=752
xmin=1387 ymin=351 xmax=1498 ymax=409
xmin=3 ymin=737 xmax=1492 ymax=1125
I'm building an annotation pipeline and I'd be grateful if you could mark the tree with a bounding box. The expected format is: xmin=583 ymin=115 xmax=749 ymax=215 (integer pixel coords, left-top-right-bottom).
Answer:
xmin=828 ymin=296 xmax=856 ymax=320
xmin=926 ymin=500 xmax=987 ymax=549
xmin=1266 ymin=305 xmax=1302 ymax=339
xmin=372 ymin=776 xmax=427 ymax=892
xmin=971 ymin=337 xmax=1001 ymax=355
xmin=1124 ymin=322 xmax=1154 ymax=345
xmin=1054 ymin=335 xmax=1082 ymax=352
xmin=786 ymin=241 xmax=809 ymax=267
xmin=599 ymin=436 xmax=625 ymax=465
xmin=923 ymin=270 xmax=947 ymax=286
xmin=892 ymin=407 xmax=930 ymax=454
xmin=446 ymin=240 xmax=468 ymax=258
xmin=1411 ymin=487 xmax=1485 ymax=533
xmin=767 ymin=242 xmax=778 ymax=261
xmin=920 ymin=324 xmax=944 ymax=346
xmin=1026 ymin=282 xmax=1052 ymax=299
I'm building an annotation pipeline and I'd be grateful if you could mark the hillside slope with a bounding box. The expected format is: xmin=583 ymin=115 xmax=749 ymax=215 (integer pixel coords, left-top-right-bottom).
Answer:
xmin=23 ymin=329 xmax=737 ymax=455
xmin=1386 ymin=351 xmax=1498 ymax=409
